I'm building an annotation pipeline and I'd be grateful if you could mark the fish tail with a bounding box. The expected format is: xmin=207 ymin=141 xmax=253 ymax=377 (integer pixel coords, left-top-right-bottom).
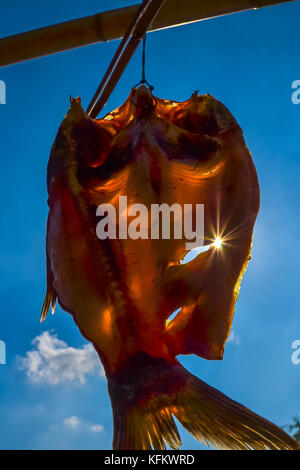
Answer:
xmin=107 ymin=353 xmax=299 ymax=450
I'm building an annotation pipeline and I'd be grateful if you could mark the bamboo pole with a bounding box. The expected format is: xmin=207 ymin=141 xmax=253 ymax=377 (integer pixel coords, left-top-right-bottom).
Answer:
xmin=0 ymin=0 xmax=296 ymax=68
xmin=87 ymin=0 xmax=166 ymax=117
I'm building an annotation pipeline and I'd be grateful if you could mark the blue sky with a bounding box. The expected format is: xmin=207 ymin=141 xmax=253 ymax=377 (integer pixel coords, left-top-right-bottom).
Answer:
xmin=0 ymin=0 xmax=300 ymax=450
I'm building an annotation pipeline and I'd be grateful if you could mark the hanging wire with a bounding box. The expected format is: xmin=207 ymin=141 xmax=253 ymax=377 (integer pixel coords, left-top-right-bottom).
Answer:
xmin=141 ymin=35 xmax=147 ymax=83
xmin=87 ymin=0 xmax=165 ymax=119
xmin=134 ymin=34 xmax=154 ymax=91
xmin=142 ymin=34 xmax=146 ymax=83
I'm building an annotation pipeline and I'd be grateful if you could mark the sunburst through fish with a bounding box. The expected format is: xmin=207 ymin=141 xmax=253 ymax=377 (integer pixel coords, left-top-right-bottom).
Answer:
xmin=41 ymin=85 xmax=299 ymax=450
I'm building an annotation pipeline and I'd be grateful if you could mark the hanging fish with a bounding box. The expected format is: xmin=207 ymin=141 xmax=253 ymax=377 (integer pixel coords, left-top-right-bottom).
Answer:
xmin=41 ymin=85 xmax=299 ymax=450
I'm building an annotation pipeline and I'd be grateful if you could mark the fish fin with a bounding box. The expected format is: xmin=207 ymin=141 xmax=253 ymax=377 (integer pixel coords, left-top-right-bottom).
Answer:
xmin=108 ymin=353 xmax=299 ymax=450
xmin=40 ymin=287 xmax=57 ymax=322
xmin=40 ymin=254 xmax=57 ymax=322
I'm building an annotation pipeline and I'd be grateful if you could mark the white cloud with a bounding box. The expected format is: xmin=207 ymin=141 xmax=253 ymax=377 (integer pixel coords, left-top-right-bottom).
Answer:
xmin=17 ymin=331 xmax=104 ymax=385
xmin=62 ymin=416 xmax=103 ymax=433
xmin=63 ymin=416 xmax=80 ymax=429
xmin=89 ymin=424 xmax=104 ymax=433
xmin=228 ymin=331 xmax=240 ymax=345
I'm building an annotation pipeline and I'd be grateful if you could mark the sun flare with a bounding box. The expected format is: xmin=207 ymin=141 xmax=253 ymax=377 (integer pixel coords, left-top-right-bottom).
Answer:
xmin=213 ymin=236 xmax=223 ymax=249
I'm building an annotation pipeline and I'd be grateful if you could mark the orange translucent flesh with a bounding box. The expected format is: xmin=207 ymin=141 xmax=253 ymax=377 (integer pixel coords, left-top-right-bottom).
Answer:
xmin=45 ymin=87 xmax=260 ymax=372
